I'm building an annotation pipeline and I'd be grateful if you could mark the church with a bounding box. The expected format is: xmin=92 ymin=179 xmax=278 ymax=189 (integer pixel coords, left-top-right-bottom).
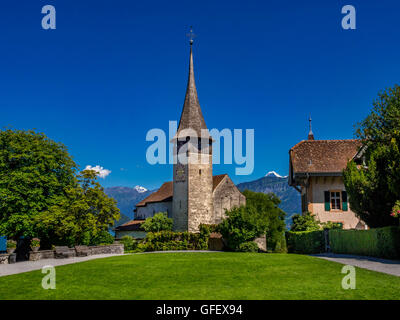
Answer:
xmin=129 ymin=39 xmax=246 ymax=233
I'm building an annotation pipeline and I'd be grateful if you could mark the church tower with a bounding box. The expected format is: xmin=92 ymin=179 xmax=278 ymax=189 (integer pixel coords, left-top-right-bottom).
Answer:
xmin=172 ymin=36 xmax=214 ymax=232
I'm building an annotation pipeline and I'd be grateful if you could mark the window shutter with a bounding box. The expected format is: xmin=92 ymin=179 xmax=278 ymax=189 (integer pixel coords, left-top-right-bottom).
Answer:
xmin=342 ymin=191 xmax=348 ymax=211
xmin=324 ymin=191 xmax=331 ymax=211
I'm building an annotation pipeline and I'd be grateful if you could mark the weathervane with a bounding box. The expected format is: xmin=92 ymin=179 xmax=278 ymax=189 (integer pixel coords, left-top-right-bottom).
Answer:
xmin=186 ymin=26 xmax=196 ymax=45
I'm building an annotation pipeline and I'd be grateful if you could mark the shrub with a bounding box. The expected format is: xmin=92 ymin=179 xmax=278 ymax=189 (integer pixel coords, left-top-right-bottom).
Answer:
xmin=391 ymin=201 xmax=400 ymax=218
xmin=329 ymin=227 xmax=400 ymax=259
xmin=31 ymin=238 xmax=40 ymax=248
xmin=321 ymin=221 xmax=343 ymax=230
xmin=236 ymin=241 xmax=259 ymax=252
xmin=141 ymin=230 xmax=210 ymax=252
xmin=290 ymin=212 xmax=321 ymax=232
xmin=273 ymin=233 xmax=287 ymax=253
xmin=142 ymin=212 xmax=173 ymax=232
xmin=286 ymin=230 xmax=325 ymax=254
xmin=218 ymin=205 xmax=267 ymax=251
xmin=120 ymin=236 xmax=136 ymax=252
xmin=90 ymin=230 xmax=114 ymax=246
xmin=6 ymin=240 xmax=16 ymax=249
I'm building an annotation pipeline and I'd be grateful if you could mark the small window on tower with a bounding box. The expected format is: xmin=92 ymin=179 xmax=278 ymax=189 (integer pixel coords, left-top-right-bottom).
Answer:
xmin=199 ymin=169 xmax=202 ymax=175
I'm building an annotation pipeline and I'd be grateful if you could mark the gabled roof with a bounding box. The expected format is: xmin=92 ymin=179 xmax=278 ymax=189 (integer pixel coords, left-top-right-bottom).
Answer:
xmin=136 ymin=174 xmax=228 ymax=208
xmin=289 ymin=139 xmax=361 ymax=174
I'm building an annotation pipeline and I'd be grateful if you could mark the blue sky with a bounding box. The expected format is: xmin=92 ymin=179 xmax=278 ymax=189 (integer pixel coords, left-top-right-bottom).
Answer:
xmin=1 ymin=0 xmax=399 ymax=189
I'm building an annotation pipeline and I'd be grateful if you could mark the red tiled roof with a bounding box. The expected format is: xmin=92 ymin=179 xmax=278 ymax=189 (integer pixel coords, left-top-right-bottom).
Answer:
xmin=115 ymin=219 xmax=145 ymax=232
xmin=136 ymin=174 xmax=228 ymax=208
xmin=119 ymin=220 xmax=145 ymax=227
xmin=136 ymin=181 xmax=173 ymax=207
xmin=290 ymin=139 xmax=361 ymax=174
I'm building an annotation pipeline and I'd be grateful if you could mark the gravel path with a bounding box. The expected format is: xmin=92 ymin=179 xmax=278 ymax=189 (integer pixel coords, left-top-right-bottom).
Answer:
xmin=311 ymin=253 xmax=400 ymax=277
xmin=0 ymin=254 xmax=124 ymax=277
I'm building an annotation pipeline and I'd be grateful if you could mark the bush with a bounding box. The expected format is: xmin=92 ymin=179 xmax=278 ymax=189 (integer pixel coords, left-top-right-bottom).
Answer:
xmin=6 ymin=240 xmax=16 ymax=249
xmin=329 ymin=227 xmax=400 ymax=259
xmin=140 ymin=230 xmax=210 ymax=252
xmin=31 ymin=238 xmax=40 ymax=248
xmin=286 ymin=230 xmax=325 ymax=254
xmin=90 ymin=230 xmax=114 ymax=246
xmin=290 ymin=212 xmax=321 ymax=232
xmin=120 ymin=236 xmax=136 ymax=252
xmin=142 ymin=212 xmax=173 ymax=232
xmin=267 ymin=230 xmax=287 ymax=253
xmin=218 ymin=205 xmax=266 ymax=251
xmin=236 ymin=241 xmax=259 ymax=252
xmin=273 ymin=233 xmax=287 ymax=253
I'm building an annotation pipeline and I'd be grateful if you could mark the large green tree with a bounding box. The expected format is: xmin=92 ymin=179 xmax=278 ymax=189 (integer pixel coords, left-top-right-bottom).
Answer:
xmin=36 ymin=170 xmax=120 ymax=247
xmin=0 ymin=129 xmax=120 ymax=245
xmin=343 ymin=85 xmax=400 ymax=227
xmin=0 ymin=129 xmax=76 ymax=239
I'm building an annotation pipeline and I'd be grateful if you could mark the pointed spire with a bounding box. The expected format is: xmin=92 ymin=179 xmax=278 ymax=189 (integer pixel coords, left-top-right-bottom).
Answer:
xmin=308 ymin=116 xmax=315 ymax=140
xmin=176 ymin=32 xmax=209 ymax=139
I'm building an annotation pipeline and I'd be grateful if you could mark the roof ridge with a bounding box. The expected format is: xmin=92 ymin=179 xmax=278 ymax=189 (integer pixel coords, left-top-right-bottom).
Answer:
xmin=291 ymin=139 xmax=360 ymax=150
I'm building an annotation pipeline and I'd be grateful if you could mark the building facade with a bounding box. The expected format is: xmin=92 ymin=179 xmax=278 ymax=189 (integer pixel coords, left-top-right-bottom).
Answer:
xmin=288 ymin=122 xmax=367 ymax=230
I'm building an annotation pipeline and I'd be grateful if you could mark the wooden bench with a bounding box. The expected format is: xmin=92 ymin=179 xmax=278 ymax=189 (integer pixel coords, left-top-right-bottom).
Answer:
xmin=75 ymin=245 xmax=90 ymax=257
xmin=55 ymin=246 xmax=75 ymax=259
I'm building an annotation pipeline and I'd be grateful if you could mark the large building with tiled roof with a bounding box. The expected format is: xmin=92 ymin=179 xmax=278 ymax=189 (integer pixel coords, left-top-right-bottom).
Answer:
xmin=288 ymin=119 xmax=366 ymax=230
xmin=130 ymin=38 xmax=245 ymax=233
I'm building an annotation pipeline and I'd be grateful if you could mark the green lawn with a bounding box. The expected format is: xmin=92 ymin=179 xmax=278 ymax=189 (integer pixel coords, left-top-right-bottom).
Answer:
xmin=0 ymin=252 xmax=399 ymax=300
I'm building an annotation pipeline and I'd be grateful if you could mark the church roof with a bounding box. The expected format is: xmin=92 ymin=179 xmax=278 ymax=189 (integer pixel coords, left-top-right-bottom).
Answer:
xmin=289 ymin=139 xmax=361 ymax=175
xmin=136 ymin=174 xmax=228 ymax=208
xmin=175 ymin=44 xmax=209 ymax=139
xmin=136 ymin=181 xmax=173 ymax=207
xmin=114 ymin=219 xmax=145 ymax=232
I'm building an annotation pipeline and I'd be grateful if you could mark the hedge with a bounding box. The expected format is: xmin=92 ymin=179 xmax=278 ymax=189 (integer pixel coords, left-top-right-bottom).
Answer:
xmin=285 ymin=230 xmax=325 ymax=254
xmin=138 ymin=225 xmax=211 ymax=252
xmin=329 ymin=227 xmax=400 ymax=259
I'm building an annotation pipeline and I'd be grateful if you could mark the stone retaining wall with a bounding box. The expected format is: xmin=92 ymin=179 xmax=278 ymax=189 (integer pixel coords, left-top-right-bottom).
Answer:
xmin=29 ymin=250 xmax=55 ymax=261
xmin=28 ymin=244 xmax=124 ymax=261
xmin=89 ymin=244 xmax=124 ymax=255
xmin=0 ymin=253 xmax=10 ymax=264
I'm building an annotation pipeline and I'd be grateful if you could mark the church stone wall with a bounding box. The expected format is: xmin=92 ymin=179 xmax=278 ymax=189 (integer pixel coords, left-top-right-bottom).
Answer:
xmin=187 ymin=153 xmax=214 ymax=232
xmin=172 ymin=163 xmax=189 ymax=231
xmin=136 ymin=201 xmax=173 ymax=220
xmin=213 ymin=176 xmax=246 ymax=224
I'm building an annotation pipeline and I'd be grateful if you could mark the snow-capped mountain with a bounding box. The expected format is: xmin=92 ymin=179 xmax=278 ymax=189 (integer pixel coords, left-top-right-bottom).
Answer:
xmin=265 ymin=171 xmax=288 ymax=178
xmin=134 ymin=185 xmax=148 ymax=193
xmin=237 ymin=174 xmax=300 ymax=227
xmin=105 ymin=186 xmax=153 ymax=226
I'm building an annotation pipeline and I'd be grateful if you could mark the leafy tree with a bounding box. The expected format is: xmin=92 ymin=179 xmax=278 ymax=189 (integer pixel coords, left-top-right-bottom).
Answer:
xmin=343 ymin=85 xmax=400 ymax=227
xmin=0 ymin=129 xmax=120 ymax=246
xmin=243 ymin=190 xmax=286 ymax=251
xmin=142 ymin=212 xmax=173 ymax=232
xmin=35 ymin=170 xmax=120 ymax=247
xmin=218 ymin=190 xmax=286 ymax=251
xmin=290 ymin=212 xmax=321 ymax=232
xmin=0 ymin=129 xmax=76 ymax=239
